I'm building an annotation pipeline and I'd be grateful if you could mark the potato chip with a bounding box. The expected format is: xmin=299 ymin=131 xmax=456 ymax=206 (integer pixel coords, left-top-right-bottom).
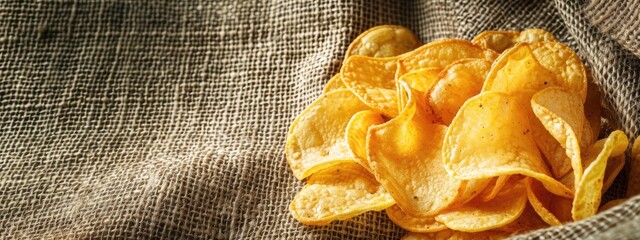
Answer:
xmin=529 ymin=42 xmax=587 ymax=101
xmin=435 ymin=181 xmax=527 ymax=232
xmin=628 ymin=138 xmax=640 ymax=197
xmin=584 ymin=74 xmax=601 ymax=140
xmin=341 ymin=55 xmax=399 ymax=117
xmin=386 ymin=205 xmax=447 ymax=233
xmin=443 ymin=91 xmax=572 ymax=198
xmin=524 ymin=177 xmax=562 ymax=226
xmin=572 ymin=130 xmax=628 ymax=221
xmin=531 ymin=87 xmax=590 ymax=185
xmin=345 ymin=25 xmax=421 ymax=58
xmin=397 ymin=39 xmax=498 ymax=78
xmin=602 ymin=154 xmax=625 ymax=193
xmin=482 ymin=42 xmax=587 ymax=102
xmin=396 ymin=67 xmax=441 ymax=110
xmin=515 ymin=29 xmax=557 ymax=43
xmin=472 ymin=29 xmax=556 ymax=53
xmin=290 ymin=162 xmax=395 ymax=225
xmin=346 ymin=110 xmax=385 ymax=172
xmin=286 ymin=89 xmax=369 ymax=180
xmin=452 ymin=178 xmax=493 ymax=206
xmin=428 ymin=59 xmax=492 ymax=124
xmin=401 ymin=230 xmax=508 ymax=240
xmin=368 ymin=82 xmax=460 ymax=216
xmin=471 ymin=30 xmax=518 ymax=53
xmin=598 ymin=198 xmax=627 ymax=213
xmin=548 ymin=195 xmax=573 ymax=223
xmin=499 ymin=203 xmax=549 ymax=234
xmin=323 ymin=73 xmax=346 ymax=93
xmin=478 ymin=175 xmax=512 ymax=202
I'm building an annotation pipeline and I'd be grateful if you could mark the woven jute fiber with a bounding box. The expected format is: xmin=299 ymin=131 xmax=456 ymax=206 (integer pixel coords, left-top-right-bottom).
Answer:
xmin=1 ymin=0 xmax=639 ymax=239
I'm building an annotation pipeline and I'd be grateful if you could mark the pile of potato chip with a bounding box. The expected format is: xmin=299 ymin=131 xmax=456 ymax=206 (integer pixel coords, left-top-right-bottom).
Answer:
xmin=286 ymin=25 xmax=632 ymax=239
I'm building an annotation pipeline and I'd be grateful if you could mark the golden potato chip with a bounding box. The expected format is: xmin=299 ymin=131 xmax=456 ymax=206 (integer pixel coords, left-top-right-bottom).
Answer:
xmin=286 ymin=89 xmax=369 ymax=180
xmin=368 ymin=82 xmax=460 ymax=216
xmin=628 ymin=138 xmax=640 ymax=197
xmin=499 ymin=203 xmax=549 ymax=234
xmin=524 ymin=177 xmax=562 ymax=226
xmin=397 ymin=39 xmax=498 ymax=78
xmin=345 ymin=110 xmax=385 ymax=172
xmin=603 ymin=154 xmax=624 ymax=193
xmin=323 ymin=73 xmax=346 ymax=93
xmin=599 ymin=198 xmax=627 ymax=213
xmin=548 ymin=196 xmax=573 ymax=223
xmin=443 ymin=91 xmax=572 ymax=198
xmin=478 ymin=175 xmax=512 ymax=202
xmin=515 ymin=29 xmax=557 ymax=43
xmin=401 ymin=230 xmax=508 ymax=240
xmin=584 ymin=75 xmax=601 ymax=140
xmin=428 ymin=59 xmax=492 ymax=124
xmin=396 ymin=67 xmax=441 ymax=110
xmin=529 ymin=42 xmax=587 ymax=101
xmin=386 ymin=205 xmax=447 ymax=233
xmin=341 ymin=55 xmax=399 ymax=117
xmin=472 ymin=29 xmax=556 ymax=53
xmin=572 ymin=130 xmax=628 ymax=221
xmin=345 ymin=25 xmax=421 ymax=58
xmin=471 ymin=30 xmax=518 ymax=53
xmin=453 ymin=178 xmax=493 ymax=206
xmin=531 ymin=87 xmax=590 ymax=185
xmin=482 ymin=42 xmax=587 ymax=102
xmin=290 ymin=162 xmax=394 ymax=225
xmin=435 ymin=181 xmax=527 ymax=232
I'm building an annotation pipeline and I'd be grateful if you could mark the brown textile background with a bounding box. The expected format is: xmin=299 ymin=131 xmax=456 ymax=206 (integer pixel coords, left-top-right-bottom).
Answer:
xmin=0 ymin=0 xmax=639 ymax=239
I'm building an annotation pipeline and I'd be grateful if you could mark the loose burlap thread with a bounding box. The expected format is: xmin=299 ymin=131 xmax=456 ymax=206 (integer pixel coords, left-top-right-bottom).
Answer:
xmin=1 ymin=0 xmax=639 ymax=239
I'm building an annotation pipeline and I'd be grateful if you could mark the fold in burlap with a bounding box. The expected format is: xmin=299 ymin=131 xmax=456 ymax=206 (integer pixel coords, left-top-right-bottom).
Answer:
xmin=0 ymin=0 xmax=639 ymax=239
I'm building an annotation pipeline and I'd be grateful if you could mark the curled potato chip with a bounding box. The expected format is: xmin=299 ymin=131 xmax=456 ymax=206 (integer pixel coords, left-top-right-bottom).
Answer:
xmin=397 ymin=39 xmax=498 ymax=78
xmin=531 ymin=87 xmax=590 ymax=185
xmin=289 ymin=162 xmax=395 ymax=225
xmin=603 ymin=154 xmax=625 ymax=193
xmin=529 ymin=42 xmax=587 ymax=101
xmin=628 ymin=138 xmax=640 ymax=197
xmin=478 ymin=175 xmax=513 ymax=202
xmin=471 ymin=30 xmax=518 ymax=53
xmin=435 ymin=181 xmax=527 ymax=232
xmin=368 ymin=82 xmax=460 ymax=216
xmin=482 ymin=42 xmax=587 ymax=102
xmin=428 ymin=59 xmax=492 ymax=124
xmin=401 ymin=230 xmax=508 ymax=240
xmin=341 ymin=56 xmax=399 ymax=117
xmin=453 ymin=178 xmax=493 ymax=207
xmin=346 ymin=110 xmax=385 ymax=172
xmin=499 ymin=203 xmax=549 ymax=234
xmin=472 ymin=29 xmax=556 ymax=53
xmin=397 ymin=67 xmax=441 ymax=110
xmin=515 ymin=29 xmax=557 ymax=43
xmin=386 ymin=205 xmax=447 ymax=233
xmin=323 ymin=74 xmax=346 ymax=93
xmin=549 ymin=195 xmax=573 ymax=223
xmin=286 ymin=89 xmax=369 ymax=180
xmin=346 ymin=25 xmax=421 ymax=58
xmin=443 ymin=91 xmax=572 ymax=198
xmin=599 ymin=198 xmax=627 ymax=213
xmin=525 ymin=177 xmax=562 ymax=226
xmin=572 ymin=130 xmax=629 ymax=221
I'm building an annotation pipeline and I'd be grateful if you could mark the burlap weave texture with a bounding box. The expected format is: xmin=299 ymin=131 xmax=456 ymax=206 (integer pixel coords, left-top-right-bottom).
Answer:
xmin=1 ymin=0 xmax=639 ymax=239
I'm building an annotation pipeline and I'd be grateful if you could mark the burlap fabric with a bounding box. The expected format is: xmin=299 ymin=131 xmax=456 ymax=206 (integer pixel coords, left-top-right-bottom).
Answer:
xmin=1 ymin=0 xmax=639 ymax=239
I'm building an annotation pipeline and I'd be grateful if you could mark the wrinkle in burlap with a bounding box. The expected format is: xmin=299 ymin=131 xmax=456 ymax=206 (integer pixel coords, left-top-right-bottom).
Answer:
xmin=1 ymin=0 xmax=639 ymax=239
